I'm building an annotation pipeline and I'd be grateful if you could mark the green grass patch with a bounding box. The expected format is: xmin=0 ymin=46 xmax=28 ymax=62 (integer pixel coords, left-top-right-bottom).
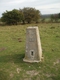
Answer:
xmin=0 ymin=23 xmax=60 ymax=80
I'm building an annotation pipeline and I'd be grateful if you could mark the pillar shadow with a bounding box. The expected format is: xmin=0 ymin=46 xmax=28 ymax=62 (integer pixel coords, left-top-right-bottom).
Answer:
xmin=0 ymin=53 xmax=24 ymax=63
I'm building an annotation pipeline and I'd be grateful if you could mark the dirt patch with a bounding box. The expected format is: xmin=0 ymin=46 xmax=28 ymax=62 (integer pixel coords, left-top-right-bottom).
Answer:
xmin=26 ymin=70 xmax=39 ymax=77
xmin=10 ymin=73 xmax=14 ymax=78
xmin=23 ymin=78 xmax=31 ymax=80
xmin=45 ymin=74 xmax=51 ymax=77
xmin=53 ymin=59 xmax=60 ymax=65
xmin=12 ymin=37 xmax=22 ymax=42
xmin=16 ymin=68 xmax=22 ymax=74
xmin=0 ymin=47 xmax=6 ymax=52
xmin=18 ymin=38 xmax=22 ymax=42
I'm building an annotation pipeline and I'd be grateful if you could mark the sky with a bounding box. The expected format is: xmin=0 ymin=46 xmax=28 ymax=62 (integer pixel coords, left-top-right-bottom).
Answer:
xmin=0 ymin=0 xmax=60 ymax=17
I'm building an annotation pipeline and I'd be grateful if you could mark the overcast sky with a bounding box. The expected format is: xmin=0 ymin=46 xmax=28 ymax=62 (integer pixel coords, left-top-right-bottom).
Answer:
xmin=0 ymin=0 xmax=60 ymax=17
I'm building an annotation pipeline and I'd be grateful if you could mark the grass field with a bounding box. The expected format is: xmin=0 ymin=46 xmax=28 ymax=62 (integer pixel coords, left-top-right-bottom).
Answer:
xmin=0 ymin=23 xmax=60 ymax=80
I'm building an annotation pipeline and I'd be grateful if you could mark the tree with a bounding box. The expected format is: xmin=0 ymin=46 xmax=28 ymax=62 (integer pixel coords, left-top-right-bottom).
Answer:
xmin=20 ymin=7 xmax=41 ymax=23
xmin=1 ymin=9 xmax=23 ymax=25
xmin=34 ymin=10 xmax=41 ymax=23
xmin=19 ymin=9 xmax=25 ymax=24
xmin=58 ymin=13 xmax=60 ymax=19
xmin=50 ymin=14 xmax=54 ymax=22
xmin=1 ymin=7 xmax=41 ymax=25
xmin=50 ymin=14 xmax=58 ymax=22
xmin=54 ymin=14 xmax=58 ymax=22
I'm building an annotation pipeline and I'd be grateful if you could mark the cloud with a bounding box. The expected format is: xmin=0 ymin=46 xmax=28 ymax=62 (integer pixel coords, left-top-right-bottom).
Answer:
xmin=0 ymin=0 xmax=60 ymax=17
xmin=36 ymin=3 xmax=60 ymax=14
xmin=36 ymin=3 xmax=60 ymax=9
xmin=41 ymin=9 xmax=60 ymax=14
xmin=1 ymin=0 xmax=27 ymax=5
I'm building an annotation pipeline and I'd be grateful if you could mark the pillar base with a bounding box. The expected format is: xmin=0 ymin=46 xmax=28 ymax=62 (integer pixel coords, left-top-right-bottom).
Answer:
xmin=23 ymin=56 xmax=44 ymax=63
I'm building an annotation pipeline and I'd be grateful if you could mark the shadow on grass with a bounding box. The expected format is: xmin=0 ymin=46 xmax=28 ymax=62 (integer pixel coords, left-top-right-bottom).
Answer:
xmin=0 ymin=53 xmax=24 ymax=64
xmin=0 ymin=70 xmax=9 ymax=80
xmin=51 ymin=75 xmax=60 ymax=80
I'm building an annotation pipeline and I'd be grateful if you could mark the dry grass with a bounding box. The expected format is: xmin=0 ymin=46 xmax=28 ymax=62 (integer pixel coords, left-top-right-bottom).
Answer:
xmin=0 ymin=23 xmax=60 ymax=80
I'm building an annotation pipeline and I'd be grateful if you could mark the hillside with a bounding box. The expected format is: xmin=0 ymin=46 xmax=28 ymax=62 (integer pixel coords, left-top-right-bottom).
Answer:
xmin=41 ymin=13 xmax=59 ymax=18
xmin=0 ymin=23 xmax=60 ymax=80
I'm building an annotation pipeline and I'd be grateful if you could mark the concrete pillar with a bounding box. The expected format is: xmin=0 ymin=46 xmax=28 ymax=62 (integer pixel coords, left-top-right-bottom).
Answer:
xmin=23 ymin=27 xmax=43 ymax=62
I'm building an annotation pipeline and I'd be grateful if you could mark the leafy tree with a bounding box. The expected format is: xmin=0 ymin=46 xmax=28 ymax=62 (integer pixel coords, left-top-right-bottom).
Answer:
xmin=58 ymin=13 xmax=60 ymax=22
xmin=58 ymin=13 xmax=60 ymax=19
xmin=20 ymin=7 xmax=41 ymax=23
xmin=50 ymin=14 xmax=54 ymax=22
xmin=54 ymin=14 xmax=58 ymax=22
xmin=50 ymin=14 xmax=58 ymax=22
xmin=41 ymin=18 xmax=45 ymax=23
xmin=34 ymin=10 xmax=41 ymax=23
xmin=1 ymin=9 xmax=23 ymax=25
xmin=19 ymin=9 xmax=25 ymax=24
xmin=1 ymin=7 xmax=41 ymax=25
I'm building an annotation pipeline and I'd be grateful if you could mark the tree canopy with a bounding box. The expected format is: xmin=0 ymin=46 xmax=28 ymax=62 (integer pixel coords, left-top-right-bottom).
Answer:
xmin=20 ymin=7 xmax=40 ymax=23
xmin=50 ymin=13 xmax=60 ymax=22
xmin=1 ymin=7 xmax=41 ymax=25
xmin=1 ymin=9 xmax=23 ymax=25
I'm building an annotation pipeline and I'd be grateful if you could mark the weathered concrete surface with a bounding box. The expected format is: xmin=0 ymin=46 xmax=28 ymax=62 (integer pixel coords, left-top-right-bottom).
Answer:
xmin=23 ymin=27 xmax=43 ymax=62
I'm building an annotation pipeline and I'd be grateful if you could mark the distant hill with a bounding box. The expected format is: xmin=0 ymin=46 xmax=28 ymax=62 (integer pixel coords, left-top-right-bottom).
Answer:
xmin=41 ymin=14 xmax=51 ymax=18
xmin=41 ymin=13 xmax=59 ymax=18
